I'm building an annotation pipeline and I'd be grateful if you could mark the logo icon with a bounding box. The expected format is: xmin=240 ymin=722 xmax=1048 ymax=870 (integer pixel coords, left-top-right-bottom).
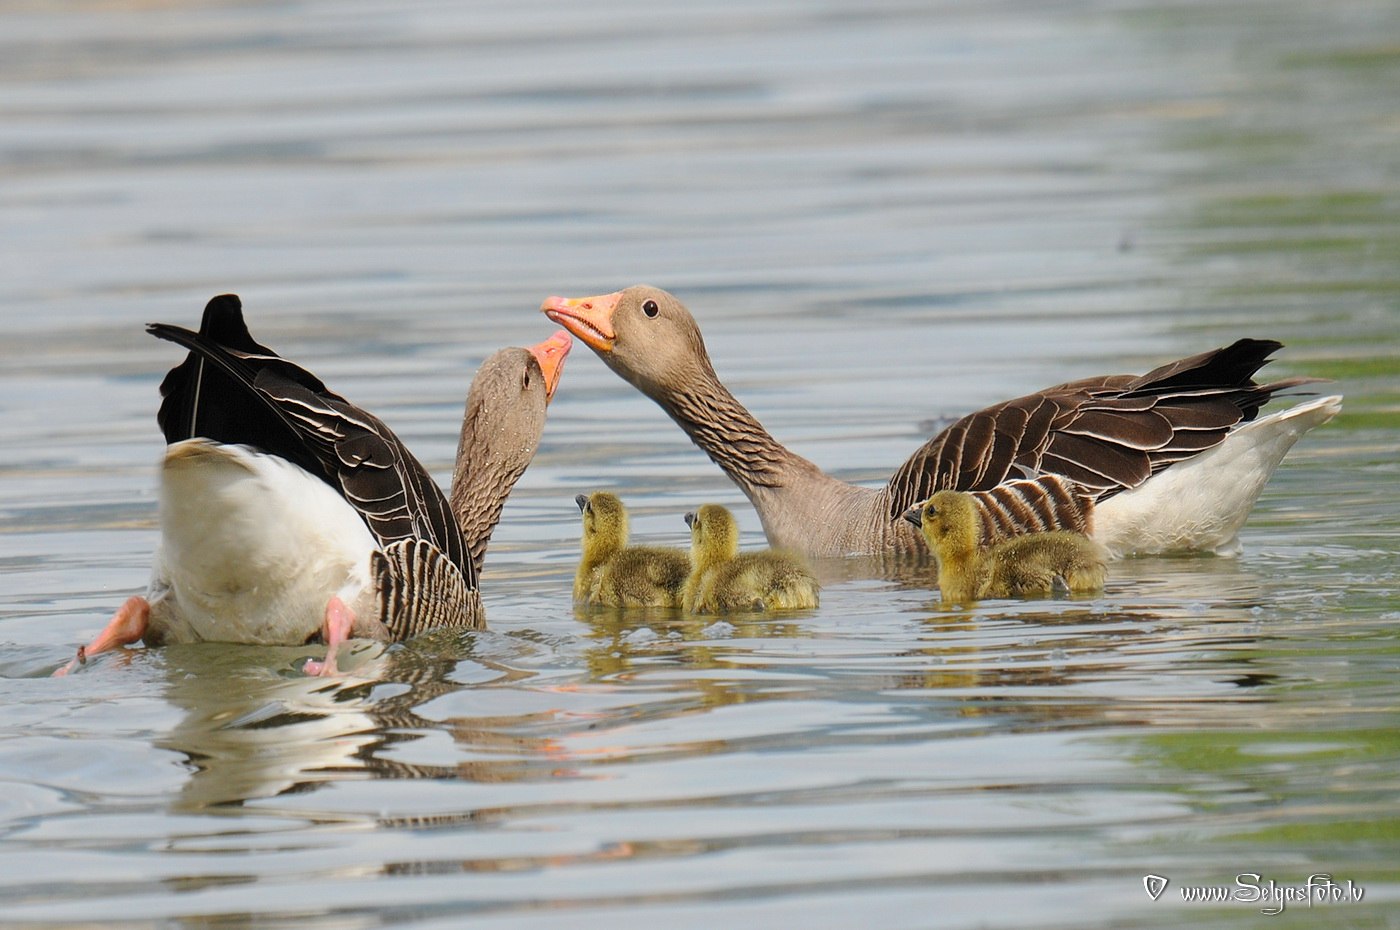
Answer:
xmin=1143 ymin=874 xmax=1169 ymax=901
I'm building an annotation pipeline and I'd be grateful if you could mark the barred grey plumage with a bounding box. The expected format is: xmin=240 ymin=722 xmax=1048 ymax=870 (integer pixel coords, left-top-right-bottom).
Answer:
xmin=372 ymin=539 xmax=483 ymax=640
xmin=966 ymin=475 xmax=1095 ymax=548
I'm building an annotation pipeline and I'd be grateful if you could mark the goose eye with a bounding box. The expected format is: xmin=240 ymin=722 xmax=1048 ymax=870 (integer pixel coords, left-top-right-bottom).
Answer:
xmin=641 ymin=299 xmax=659 ymax=318
xmin=523 ymin=371 xmax=532 ymax=391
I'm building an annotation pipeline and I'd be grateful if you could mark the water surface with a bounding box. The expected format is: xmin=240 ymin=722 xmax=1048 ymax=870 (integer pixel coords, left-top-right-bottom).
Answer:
xmin=2 ymin=1 xmax=1398 ymax=927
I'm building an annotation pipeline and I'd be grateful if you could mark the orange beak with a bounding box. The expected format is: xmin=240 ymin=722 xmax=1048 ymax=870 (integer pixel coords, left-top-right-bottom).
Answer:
xmin=528 ymin=329 xmax=572 ymax=403
xmin=540 ymin=291 xmax=622 ymax=354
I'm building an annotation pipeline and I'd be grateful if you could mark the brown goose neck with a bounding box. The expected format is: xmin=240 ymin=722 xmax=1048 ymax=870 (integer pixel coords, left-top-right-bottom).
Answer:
xmin=448 ymin=428 xmax=524 ymax=578
xmin=655 ymin=366 xmax=814 ymax=492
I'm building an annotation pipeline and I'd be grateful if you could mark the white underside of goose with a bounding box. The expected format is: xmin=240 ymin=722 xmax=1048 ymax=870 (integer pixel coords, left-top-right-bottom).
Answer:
xmin=147 ymin=439 xmax=376 ymax=645
xmin=1093 ymin=394 xmax=1342 ymax=558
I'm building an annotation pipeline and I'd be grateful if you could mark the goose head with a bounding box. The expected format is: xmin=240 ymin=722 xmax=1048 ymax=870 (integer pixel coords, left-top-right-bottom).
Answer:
xmin=459 ymin=330 xmax=571 ymax=472
xmin=541 ymin=285 xmax=714 ymax=399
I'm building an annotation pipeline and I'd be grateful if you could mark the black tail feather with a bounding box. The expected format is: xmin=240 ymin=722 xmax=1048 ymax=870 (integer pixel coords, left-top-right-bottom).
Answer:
xmin=150 ymin=294 xmax=334 ymax=484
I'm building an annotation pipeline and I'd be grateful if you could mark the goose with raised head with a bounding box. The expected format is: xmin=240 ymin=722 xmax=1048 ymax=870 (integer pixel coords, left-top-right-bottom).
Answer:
xmin=574 ymin=491 xmax=690 ymax=607
xmin=543 ymin=285 xmax=1341 ymax=560
xmin=683 ymin=504 xmax=819 ymax=613
xmin=904 ymin=489 xmax=1107 ymax=605
xmin=58 ymin=294 xmax=570 ymax=676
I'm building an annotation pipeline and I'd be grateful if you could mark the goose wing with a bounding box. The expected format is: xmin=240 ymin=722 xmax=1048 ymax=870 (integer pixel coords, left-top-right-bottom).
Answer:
xmin=149 ymin=294 xmax=473 ymax=588
xmin=886 ymin=339 xmax=1319 ymax=523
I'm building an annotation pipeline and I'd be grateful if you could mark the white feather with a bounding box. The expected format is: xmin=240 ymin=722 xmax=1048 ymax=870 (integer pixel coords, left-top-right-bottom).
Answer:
xmin=1094 ymin=395 xmax=1342 ymax=557
xmin=146 ymin=439 xmax=376 ymax=644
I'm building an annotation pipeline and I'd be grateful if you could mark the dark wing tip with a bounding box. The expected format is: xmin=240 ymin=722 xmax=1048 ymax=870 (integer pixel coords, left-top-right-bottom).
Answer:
xmin=146 ymin=320 xmax=195 ymax=345
xmin=1128 ymin=338 xmax=1287 ymax=395
xmin=148 ymin=293 xmax=275 ymax=358
xmin=202 ymin=293 xmax=243 ymax=324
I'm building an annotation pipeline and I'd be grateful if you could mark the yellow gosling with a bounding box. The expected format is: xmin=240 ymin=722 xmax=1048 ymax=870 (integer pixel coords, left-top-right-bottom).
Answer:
xmin=904 ymin=489 xmax=1107 ymax=605
xmin=575 ymin=492 xmax=690 ymax=607
xmin=683 ymin=504 xmax=820 ymax=613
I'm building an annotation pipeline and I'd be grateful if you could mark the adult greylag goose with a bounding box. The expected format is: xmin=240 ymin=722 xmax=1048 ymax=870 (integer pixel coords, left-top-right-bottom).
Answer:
xmin=542 ymin=285 xmax=1342 ymax=559
xmin=574 ymin=491 xmax=690 ymax=607
xmin=683 ymin=504 xmax=820 ymax=613
xmin=59 ymin=294 xmax=569 ymax=676
xmin=904 ymin=490 xmax=1107 ymax=605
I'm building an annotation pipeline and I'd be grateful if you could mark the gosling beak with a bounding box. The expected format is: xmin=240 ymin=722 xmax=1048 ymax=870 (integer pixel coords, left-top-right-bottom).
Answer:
xmin=528 ymin=329 xmax=572 ymax=403
xmin=541 ymin=291 xmax=623 ymax=354
xmin=575 ymin=493 xmax=589 ymax=513
xmin=683 ymin=511 xmax=696 ymax=529
xmin=902 ymin=507 xmax=923 ymax=529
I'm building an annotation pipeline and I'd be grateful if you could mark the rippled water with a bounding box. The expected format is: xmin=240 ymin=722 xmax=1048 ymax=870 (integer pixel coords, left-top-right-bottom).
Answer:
xmin=2 ymin=1 xmax=1398 ymax=927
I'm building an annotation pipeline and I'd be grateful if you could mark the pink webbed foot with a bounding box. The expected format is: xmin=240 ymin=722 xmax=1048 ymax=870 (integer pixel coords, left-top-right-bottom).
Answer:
xmin=303 ymin=595 xmax=355 ymax=677
xmin=54 ymin=595 xmax=150 ymax=677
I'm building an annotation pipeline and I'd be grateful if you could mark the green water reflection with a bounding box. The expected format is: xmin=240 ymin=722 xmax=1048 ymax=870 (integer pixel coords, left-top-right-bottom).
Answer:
xmin=1104 ymin=4 xmax=1400 ymax=925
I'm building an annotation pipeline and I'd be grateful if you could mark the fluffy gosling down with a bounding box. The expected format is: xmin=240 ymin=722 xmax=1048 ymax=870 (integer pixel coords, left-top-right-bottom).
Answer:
xmin=683 ymin=504 xmax=820 ymax=613
xmin=575 ymin=492 xmax=691 ymax=607
xmin=905 ymin=489 xmax=1108 ymax=605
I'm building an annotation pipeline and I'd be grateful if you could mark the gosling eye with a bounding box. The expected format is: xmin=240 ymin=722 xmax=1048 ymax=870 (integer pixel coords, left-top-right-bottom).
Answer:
xmin=641 ymin=299 xmax=659 ymax=318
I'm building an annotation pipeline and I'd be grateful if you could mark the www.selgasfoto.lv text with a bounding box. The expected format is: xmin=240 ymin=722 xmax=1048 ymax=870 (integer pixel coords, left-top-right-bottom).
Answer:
xmin=1146 ymin=872 xmax=1364 ymax=915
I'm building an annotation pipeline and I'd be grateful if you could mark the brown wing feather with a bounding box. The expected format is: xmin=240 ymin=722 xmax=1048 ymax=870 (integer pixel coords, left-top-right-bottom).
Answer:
xmin=886 ymin=339 xmax=1321 ymax=521
xmin=149 ymin=299 xmax=474 ymax=594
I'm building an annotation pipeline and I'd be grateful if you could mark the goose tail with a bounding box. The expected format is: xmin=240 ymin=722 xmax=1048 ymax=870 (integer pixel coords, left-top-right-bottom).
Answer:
xmin=1094 ymin=394 xmax=1342 ymax=557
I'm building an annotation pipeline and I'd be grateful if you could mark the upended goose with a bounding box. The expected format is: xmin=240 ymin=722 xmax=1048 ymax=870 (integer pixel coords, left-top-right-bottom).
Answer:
xmin=904 ymin=490 xmax=1107 ymax=604
xmin=574 ymin=491 xmax=690 ymax=607
xmin=543 ymin=285 xmax=1342 ymax=560
xmin=59 ymin=295 xmax=569 ymax=675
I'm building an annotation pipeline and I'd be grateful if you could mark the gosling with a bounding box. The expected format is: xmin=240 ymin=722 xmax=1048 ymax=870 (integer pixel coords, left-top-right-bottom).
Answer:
xmin=904 ymin=489 xmax=1107 ymax=605
xmin=683 ymin=504 xmax=820 ymax=613
xmin=575 ymin=492 xmax=690 ymax=607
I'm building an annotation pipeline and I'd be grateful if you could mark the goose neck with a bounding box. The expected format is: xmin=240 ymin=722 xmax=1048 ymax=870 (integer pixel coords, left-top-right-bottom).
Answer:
xmin=655 ymin=368 xmax=814 ymax=493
